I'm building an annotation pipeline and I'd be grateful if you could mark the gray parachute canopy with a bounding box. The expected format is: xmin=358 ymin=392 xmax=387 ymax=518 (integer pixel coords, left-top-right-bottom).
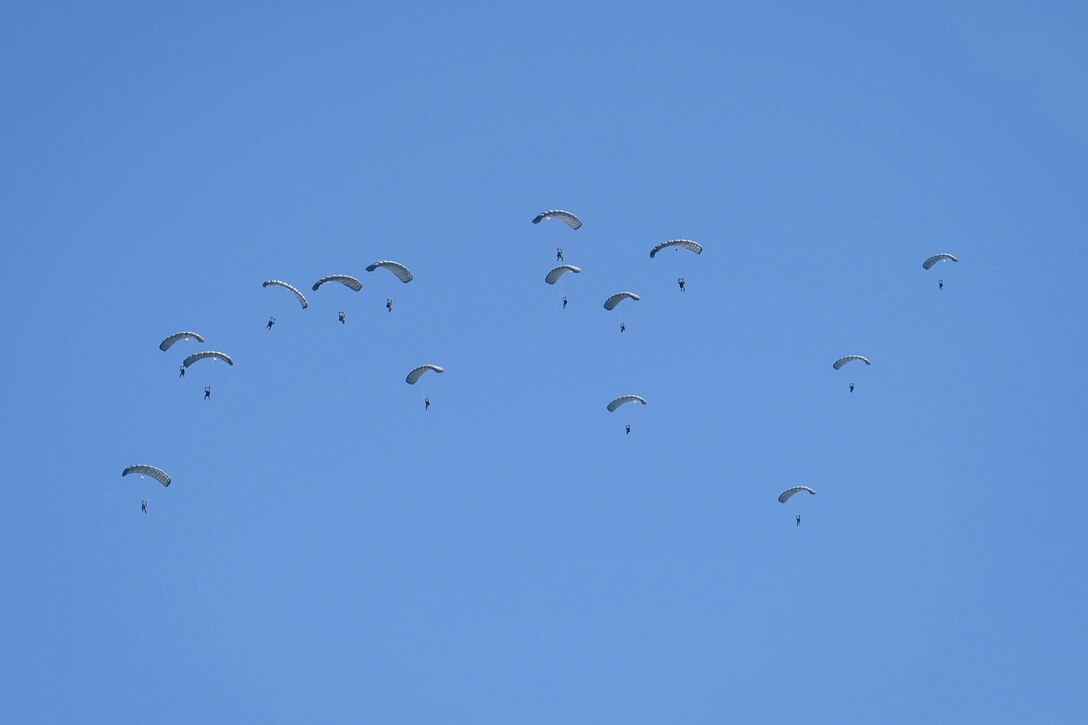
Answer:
xmin=650 ymin=239 xmax=703 ymax=259
xmin=263 ymin=280 xmax=309 ymax=309
xmin=183 ymin=351 xmax=234 ymax=368
xmin=778 ymin=486 xmax=815 ymax=503
xmin=159 ymin=331 xmax=205 ymax=352
xmin=406 ymin=364 xmax=444 ymax=385
xmin=366 ymin=260 xmax=413 ymax=283
xmin=603 ymin=291 xmax=641 ymax=311
xmin=607 ymin=394 xmax=647 ymax=412
xmin=312 ymin=275 xmax=363 ymax=292
xmin=532 ymin=209 xmax=582 ymax=230
xmin=833 ymin=355 xmax=871 ymax=370
xmin=922 ymin=253 xmax=959 ymax=270
xmin=122 ymin=464 xmax=171 ymax=488
xmin=545 ymin=265 xmax=582 ymax=285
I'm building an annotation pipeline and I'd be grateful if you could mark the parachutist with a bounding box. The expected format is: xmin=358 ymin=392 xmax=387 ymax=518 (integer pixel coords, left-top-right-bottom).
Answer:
xmin=338 ymin=311 xmax=345 ymax=324
xmin=678 ymin=277 xmax=685 ymax=292
xmin=556 ymin=248 xmax=564 ymax=262
xmin=179 ymin=366 xmax=185 ymax=379
xmin=626 ymin=424 xmax=631 ymax=435
xmin=266 ymin=317 xmax=275 ymax=330
xmin=141 ymin=500 xmax=147 ymax=514
xmin=204 ymin=386 xmax=211 ymax=400
xmin=796 ymin=515 xmax=801 ymax=527
xmin=849 ymin=383 xmax=854 ymax=393
xmin=938 ymin=280 xmax=944 ymax=290
xmin=562 ymin=296 xmax=568 ymax=309
xmin=386 ymin=298 xmax=393 ymax=312
xmin=620 ymin=322 xmax=625 ymax=333
xmin=425 ymin=397 xmax=430 ymax=411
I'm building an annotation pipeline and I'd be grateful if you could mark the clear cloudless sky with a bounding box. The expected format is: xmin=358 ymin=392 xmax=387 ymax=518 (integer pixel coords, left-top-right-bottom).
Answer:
xmin=2 ymin=1 xmax=1087 ymax=722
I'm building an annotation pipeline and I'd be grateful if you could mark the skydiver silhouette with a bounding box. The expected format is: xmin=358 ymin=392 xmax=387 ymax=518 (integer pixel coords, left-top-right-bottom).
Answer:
xmin=626 ymin=424 xmax=631 ymax=435
xmin=141 ymin=500 xmax=147 ymax=514
xmin=620 ymin=322 xmax=625 ymax=333
xmin=562 ymin=296 xmax=568 ymax=309
xmin=266 ymin=317 xmax=275 ymax=330
xmin=338 ymin=311 xmax=345 ymax=324
xmin=796 ymin=514 xmax=801 ymax=527
xmin=179 ymin=366 xmax=185 ymax=379
xmin=678 ymin=277 xmax=685 ymax=292
xmin=386 ymin=298 xmax=393 ymax=312
xmin=204 ymin=386 xmax=211 ymax=400
xmin=425 ymin=397 xmax=430 ymax=411
xmin=938 ymin=280 xmax=944 ymax=290
xmin=849 ymin=383 xmax=855 ymax=393
xmin=556 ymin=248 xmax=564 ymax=261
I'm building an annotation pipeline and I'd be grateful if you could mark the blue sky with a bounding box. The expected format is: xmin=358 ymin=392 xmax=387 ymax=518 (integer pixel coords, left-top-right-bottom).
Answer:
xmin=3 ymin=2 xmax=1087 ymax=722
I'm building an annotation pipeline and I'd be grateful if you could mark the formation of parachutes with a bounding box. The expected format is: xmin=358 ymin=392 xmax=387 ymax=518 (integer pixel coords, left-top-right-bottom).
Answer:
xmin=134 ymin=255 xmax=433 ymax=507
xmin=126 ymin=207 xmax=958 ymax=523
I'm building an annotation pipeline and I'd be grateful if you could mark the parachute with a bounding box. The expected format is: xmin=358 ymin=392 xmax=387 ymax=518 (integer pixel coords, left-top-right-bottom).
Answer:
xmin=778 ymin=486 xmax=815 ymax=503
xmin=607 ymin=395 xmax=647 ymax=412
xmin=262 ymin=280 xmax=308 ymax=309
xmin=122 ymin=464 xmax=171 ymax=488
xmin=603 ymin=291 xmax=641 ymax=311
xmin=159 ymin=331 xmax=205 ymax=352
xmin=183 ymin=351 xmax=234 ymax=368
xmin=406 ymin=364 xmax=444 ymax=385
xmin=366 ymin=261 xmax=413 ymax=283
xmin=545 ymin=265 xmax=582 ymax=285
xmin=312 ymin=275 xmax=363 ymax=292
xmin=650 ymin=239 xmax=703 ymax=259
xmin=531 ymin=209 xmax=582 ymax=230
xmin=923 ymin=253 xmax=958 ymax=270
xmin=833 ymin=355 xmax=871 ymax=370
